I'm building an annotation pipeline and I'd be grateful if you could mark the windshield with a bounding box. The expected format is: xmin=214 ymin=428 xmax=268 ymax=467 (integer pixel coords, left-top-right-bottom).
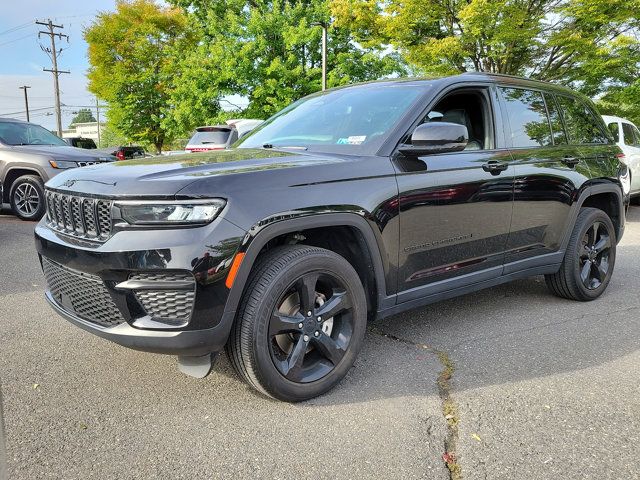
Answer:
xmin=189 ymin=129 xmax=231 ymax=145
xmin=0 ymin=122 xmax=67 ymax=146
xmin=237 ymin=84 xmax=426 ymax=154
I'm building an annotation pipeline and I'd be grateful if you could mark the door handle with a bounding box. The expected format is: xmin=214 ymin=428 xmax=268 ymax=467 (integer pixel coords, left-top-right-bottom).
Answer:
xmin=482 ymin=161 xmax=509 ymax=175
xmin=562 ymin=156 xmax=580 ymax=167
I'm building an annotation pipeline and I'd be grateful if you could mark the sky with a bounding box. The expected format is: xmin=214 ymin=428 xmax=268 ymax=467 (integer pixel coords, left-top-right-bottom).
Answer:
xmin=0 ymin=1 xmax=118 ymax=131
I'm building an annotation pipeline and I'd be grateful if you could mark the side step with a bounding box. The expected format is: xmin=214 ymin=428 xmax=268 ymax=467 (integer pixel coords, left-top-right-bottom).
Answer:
xmin=177 ymin=353 xmax=216 ymax=378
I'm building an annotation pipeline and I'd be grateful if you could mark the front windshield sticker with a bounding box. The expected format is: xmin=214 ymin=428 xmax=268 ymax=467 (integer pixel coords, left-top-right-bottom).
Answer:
xmin=336 ymin=135 xmax=366 ymax=145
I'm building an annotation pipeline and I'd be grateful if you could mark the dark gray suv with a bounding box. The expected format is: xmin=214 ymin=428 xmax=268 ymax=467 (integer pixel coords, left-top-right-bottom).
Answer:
xmin=0 ymin=118 xmax=114 ymax=220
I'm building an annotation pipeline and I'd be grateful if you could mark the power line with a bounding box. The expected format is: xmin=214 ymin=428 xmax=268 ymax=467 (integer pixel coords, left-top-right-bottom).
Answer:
xmin=0 ymin=32 xmax=35 ymax=49
xmin=0 ymin=21 xmax=33 ymax=37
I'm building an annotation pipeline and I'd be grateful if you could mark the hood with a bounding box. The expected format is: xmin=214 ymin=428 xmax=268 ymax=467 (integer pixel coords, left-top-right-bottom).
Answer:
xmin=45 ymin=148 xmax=344 ymax=198
xmin=13 ymin=144 xmax=113 ymax=161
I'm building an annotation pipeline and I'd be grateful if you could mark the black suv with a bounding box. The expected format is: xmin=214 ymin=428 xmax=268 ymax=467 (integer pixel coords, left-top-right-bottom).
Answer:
xmin=35 ymin=74 xmax=629 ymax=401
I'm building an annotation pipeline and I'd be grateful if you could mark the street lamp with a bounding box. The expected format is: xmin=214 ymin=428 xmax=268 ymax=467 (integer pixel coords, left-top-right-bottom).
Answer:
xmin=311 ymin=21 xmax=328 ymax=91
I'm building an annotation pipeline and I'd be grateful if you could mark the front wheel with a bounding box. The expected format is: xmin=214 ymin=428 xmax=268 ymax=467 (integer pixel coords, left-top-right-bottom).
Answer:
xmin=226 ymin=245 xmax=367 ymax=402
xmin=545 ymin=207 xmax=616 ymax=301
xmin=9 ymin=175 xmax=45 ymax=221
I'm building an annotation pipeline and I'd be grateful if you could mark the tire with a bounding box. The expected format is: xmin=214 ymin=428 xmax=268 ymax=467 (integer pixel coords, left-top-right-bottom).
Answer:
xmin=9 ymin=175 xmax=46 ymax=221
xmin=545 ymin=207 xmax=616 ymax=301
xmin=226 ymin=245 xmax=367 ymax=402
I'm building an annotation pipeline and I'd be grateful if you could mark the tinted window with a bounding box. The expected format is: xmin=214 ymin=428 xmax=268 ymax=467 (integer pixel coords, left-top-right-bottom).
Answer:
xmin=556 ymin=96 xmax=608 ymax=144
xmin=500 ymin=88 xmax=552 ymax=147
xmin=544 ymin=94 xmax=567 ymax=145
xmin=0 ymin=121 xmax=67 ymax=146
xmin=608 ymin=123 xmax=620 ymax=142
xmin=189 ymin=129 xmax=232 ymax=145
xmin=621 ymin=123 xmax=639 ymax=146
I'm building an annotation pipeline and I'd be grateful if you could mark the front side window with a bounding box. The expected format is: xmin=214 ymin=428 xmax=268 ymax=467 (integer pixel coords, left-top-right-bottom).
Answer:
xmin=0 ymin=122 xmax=67 ymax=146
xmin=621 ymin=123 xmax=640 ymax=147
xmin=555 ymin=95 xmax=608 ymax=145
xmin=499 ymin=87 xmax=552 ymax=148
xmin=237 ymin=84 xmax=426 ymax=155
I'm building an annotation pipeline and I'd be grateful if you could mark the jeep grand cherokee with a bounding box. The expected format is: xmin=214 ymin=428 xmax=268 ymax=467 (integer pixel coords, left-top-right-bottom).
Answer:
xmin=35 ymin=74 xmax=629 ymax=401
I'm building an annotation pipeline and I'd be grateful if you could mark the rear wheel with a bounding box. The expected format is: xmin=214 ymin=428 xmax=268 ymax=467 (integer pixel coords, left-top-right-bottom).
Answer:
xmin=227 ymin=245 xmax=367 ymax=402
xmin=9 ymin=175 xmax=45 ymax=221
xmin=545 ymin=207 xmax=616 ymax=301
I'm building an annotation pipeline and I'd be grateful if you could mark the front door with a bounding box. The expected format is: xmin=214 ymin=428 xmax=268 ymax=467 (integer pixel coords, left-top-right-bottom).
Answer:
xmin=394 ymin=86 xmax=514 ymax=301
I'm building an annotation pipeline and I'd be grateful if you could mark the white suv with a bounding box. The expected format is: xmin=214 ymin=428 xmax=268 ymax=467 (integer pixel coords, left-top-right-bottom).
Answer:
xmin=603 ymin=115 xmax=640 ymax=199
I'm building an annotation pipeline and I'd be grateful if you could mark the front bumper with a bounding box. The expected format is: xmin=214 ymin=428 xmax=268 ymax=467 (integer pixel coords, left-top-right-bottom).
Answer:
xmin=35 ymin=217 xmax=246 ymax=356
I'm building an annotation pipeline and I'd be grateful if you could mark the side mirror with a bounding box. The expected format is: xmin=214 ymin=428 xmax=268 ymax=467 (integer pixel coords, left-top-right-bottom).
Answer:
xmin=399 ymin=122 xmax=468 ymax=156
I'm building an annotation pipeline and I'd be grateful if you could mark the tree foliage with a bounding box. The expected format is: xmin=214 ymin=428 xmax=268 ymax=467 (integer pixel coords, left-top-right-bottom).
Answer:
xmin=330 ymin=0 xmax=640 ymax=96
xmin=85 ymin=0 xmax=197 ymax=152
xmin=69 ymin=108 xmax=96 ymax=127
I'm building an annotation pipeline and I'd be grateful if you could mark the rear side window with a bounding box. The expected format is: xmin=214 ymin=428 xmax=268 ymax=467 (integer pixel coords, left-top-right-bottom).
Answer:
xmin=543 ymin=94 xmax=567 ymax=145
xmin=499 ymin=87 xmax=552 ymax=148
xmin=608 ymin=123 xmax=620 ymax=142
xmin=555 ymin=95 xmax=608 ymax=144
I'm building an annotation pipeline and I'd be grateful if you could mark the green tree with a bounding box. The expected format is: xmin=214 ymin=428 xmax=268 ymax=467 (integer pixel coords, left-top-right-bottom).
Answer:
xmin=69 ymin=108 xmax=96 ymax=127
xmin=169 ymin=0 xmax=406 ymax=119
xmin=330 ymin=0 xmax=640 ymax=96
xmin=85 ymin=0 xmax=197 ymax=153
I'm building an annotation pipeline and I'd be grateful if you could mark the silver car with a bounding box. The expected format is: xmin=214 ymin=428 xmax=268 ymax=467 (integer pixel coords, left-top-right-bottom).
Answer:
xmin=0 ymin=118 xmax=114 ymax=220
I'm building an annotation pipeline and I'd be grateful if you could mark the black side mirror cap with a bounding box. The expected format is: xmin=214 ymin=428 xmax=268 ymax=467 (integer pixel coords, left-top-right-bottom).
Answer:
xmin=399 ymin=122 xmax=468 ymax=156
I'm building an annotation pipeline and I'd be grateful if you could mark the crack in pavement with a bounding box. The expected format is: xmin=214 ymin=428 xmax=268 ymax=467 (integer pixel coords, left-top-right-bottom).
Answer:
xmin=369 ymin=326 xmax=462 ymax=480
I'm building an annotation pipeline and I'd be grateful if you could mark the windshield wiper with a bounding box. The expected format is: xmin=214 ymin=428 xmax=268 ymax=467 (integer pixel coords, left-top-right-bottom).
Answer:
xmin=262 ymin=144 xmax=308 ymax=151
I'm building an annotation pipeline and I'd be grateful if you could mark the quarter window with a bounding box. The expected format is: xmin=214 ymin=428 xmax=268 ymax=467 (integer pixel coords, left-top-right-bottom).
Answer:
xmin=608 ymin=123 xmax=620 ymax=142
xmin=621 ymin=123 xmax=640 ymax=147
xmin=499 ymin=87 xmax=552 ymax=148
xmin=555 ymin=95 xmax=608 ymax=144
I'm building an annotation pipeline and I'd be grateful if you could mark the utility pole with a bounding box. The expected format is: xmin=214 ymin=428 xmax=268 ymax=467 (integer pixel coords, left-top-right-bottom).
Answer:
xmin=312 ymin=22 xmax=328 ymax=91
xmin=36 ymin=19 xmax=69 ymax=137
xmin=95 ymin=98 xmax=101 ymax=146
xmin=19 ymin=86 xmax=31 ymax=122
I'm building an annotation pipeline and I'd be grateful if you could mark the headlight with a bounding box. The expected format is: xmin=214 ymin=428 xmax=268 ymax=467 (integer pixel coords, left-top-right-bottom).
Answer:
xmin=116 ymin=199 xmax=225 ymax=225
xmin=49 ymin=160 xmax=77 ymax=169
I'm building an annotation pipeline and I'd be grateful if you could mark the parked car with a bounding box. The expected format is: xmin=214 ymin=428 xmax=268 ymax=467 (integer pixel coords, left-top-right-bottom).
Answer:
xmin=0 ymin=118 xmax=114 ymax=220
xmin=36 ymin=74 xmax=628 ymax=401
xmin=64 ymin=137 xmax=97 ymax=149
xmin=97 ymin=145 xmax=146 ymax=160
xmin=185 ymin=119 xmax=263 ymax=152
xmin=602 ymin=115 xmax=640 ymax=199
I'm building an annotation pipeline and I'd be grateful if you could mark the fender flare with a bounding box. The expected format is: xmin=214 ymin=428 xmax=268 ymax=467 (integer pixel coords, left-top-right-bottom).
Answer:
xmin=3 ymin=166 xmax=46 ymax=201
xmin=222 ymin=213 xmax=389 ymax=319
xmin=560 ymin=181 xmax=625 ymax=251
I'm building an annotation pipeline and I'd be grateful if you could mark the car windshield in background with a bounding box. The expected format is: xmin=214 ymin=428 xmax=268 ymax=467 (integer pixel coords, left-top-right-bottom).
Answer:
xmin=0 ymin=122 xmax=67 ymax=146
xmin=190 ymin=129 xmax=231 ymax=145
xmin=237 ymin=84 xmax=426 ymax=154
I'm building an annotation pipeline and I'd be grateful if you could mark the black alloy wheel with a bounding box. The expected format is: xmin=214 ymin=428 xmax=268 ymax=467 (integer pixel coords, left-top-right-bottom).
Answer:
xmin=227 ymin=245 xmax=367 ymax=402
xmin=545 ymin=207 xmax=616 ymax=301
xmin=578 ymin=221 xmax=612 ymax=290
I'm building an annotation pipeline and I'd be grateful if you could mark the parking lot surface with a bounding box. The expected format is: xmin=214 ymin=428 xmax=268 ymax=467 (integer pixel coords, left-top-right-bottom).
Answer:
xmin=1 ymin=208 xmax=639 ymax=479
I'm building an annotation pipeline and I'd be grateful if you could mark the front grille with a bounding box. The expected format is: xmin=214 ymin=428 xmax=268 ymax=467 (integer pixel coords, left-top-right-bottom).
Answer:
xmin=42 ymin=258 xmax=125 ymax=328
xmin=129 ymin=272 xmax=196 ymax=325
xmin=45 ymin=190 xmax=112 ymax=241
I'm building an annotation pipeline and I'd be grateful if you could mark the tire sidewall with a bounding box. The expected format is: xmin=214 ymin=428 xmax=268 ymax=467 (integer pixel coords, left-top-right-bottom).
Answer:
xmin=247 ymin=250 xmax=367 ymax=401
xmin=10 ymin=175 xmax=45 ymax=221
xmin=568 ymin=209 xmax=616 ymax=300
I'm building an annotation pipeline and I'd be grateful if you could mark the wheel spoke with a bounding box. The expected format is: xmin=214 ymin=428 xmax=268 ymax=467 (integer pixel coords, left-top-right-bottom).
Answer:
xmin=594 ymin=261 xmax=607 ymax=281
xmin=593 ymin=234 xmax=610 ymax=254
xmin=313 ymin=333 xmax=346 ymax=366
xmin=282 ymin=335 xmax=307 ymax=380
xmin=590 ymin=223 xmax=600 ymax=247
xmin=580 ymin=260 xmax=592 ymax=287
xmin=269 ymin=312 xmax=303 ymax=336
xmin=295 ymin=273 xmax=318 ymax=315
xmin=315 ymin=290 xmax=350 ymax=320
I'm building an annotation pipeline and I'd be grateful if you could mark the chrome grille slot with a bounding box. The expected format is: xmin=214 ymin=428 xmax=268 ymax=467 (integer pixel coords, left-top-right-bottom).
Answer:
xmin=45 ymin=190 xmax=113 ymax=242
xmin=129 ymin=272 xmax=196 ymax=326
xmin=42 ymin=258 xmax=125 ymax=328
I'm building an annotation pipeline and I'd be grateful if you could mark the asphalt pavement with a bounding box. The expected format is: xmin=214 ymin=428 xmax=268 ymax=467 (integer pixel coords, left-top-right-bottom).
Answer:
xmin=0 ymin=208 xmax=638 ymax=479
